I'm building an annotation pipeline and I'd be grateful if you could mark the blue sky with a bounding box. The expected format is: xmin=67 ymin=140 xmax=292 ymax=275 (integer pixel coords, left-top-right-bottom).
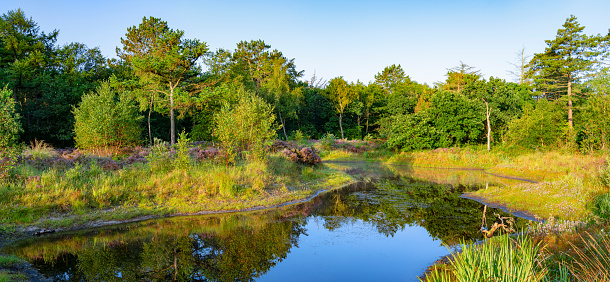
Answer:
xmin=2 ymin=0 xmax=610 ymax=85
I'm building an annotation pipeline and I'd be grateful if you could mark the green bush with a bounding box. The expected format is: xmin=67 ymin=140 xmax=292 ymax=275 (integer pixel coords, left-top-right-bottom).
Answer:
xmin=385 ymin=111 xmax=439 ymax=151
xmin=290 ymin=129 xmax=306 ymax=144
xmin=146 ymin=138 xmax=172 ymax=173
xmin=320 ymin=133 xmax=336 ymax=150
xmin=505 ymin=99 xmax=566 ymax=149
xmin=593 ymin=194 xmax=610 ymax=220
xmin=73 ymin=81 xmax=143 ymax=149
xmin=214 ymin=92 xmax=278 ymax=164
xmin=384 ymin=91 xmax=484 ymax=151
xmin=173 ymin=131 xmax=191 ymax=170
xmin=0 ymin=87 xmax=22 ymax=149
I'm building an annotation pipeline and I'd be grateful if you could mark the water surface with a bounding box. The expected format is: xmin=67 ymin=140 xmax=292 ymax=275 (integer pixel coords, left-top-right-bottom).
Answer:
xmin=2 ymin=163 xmax=530 ymax=281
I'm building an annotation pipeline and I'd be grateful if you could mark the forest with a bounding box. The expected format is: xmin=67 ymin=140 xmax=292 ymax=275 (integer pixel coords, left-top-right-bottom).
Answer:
xmin=0 ymin=9 xmax=608 ymax=154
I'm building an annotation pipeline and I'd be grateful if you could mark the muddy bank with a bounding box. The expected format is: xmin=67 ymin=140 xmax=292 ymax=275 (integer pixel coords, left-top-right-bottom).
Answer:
xmin=461 ymin=194 xmax=543 ymax=222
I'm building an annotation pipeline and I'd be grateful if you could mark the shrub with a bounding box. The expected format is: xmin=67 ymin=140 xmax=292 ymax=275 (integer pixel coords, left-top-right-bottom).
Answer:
xmin=173 ymin=131 xmax=191 ymax=170
xmin=291 ymin=129 xmax=306 ymax=144
xmin=593 ymin=194 xmax=610 ymax=220
xmin=320 ymin=133 xmax=336 ymax=150
xmin=73 ymin=81 xmax=143 ymax=149
xmin=505 ymin=99 xmax=566 ymax=149
xmin=214 ymin=92 xmax=278 ymax=164
xmin=146 ymin=138 xmax=172 ymax=172
xmin=0 ymin=87 xmax=22 ymax=149
xmin=382 ymin=91 xmax=485 ymax=151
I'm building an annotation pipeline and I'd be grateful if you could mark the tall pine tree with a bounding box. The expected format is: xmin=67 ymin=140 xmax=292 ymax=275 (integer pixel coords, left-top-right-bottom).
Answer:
xmin=528 ymin=15 xmax=609 ymax=131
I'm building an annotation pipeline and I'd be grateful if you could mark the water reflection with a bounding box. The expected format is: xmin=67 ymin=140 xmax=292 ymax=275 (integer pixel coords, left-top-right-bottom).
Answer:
xmin=2 ymin=164 xmax=529 ymax=281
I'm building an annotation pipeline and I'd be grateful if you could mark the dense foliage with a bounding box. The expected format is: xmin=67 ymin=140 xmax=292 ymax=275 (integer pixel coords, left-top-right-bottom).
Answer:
xmin=0 ymin=87 xmax=21 ymax=149
xmin=1 ymin=9 xmax=609 ymax=154
xmin=214 ymin=89 xmax=278 ymax=163
xmin=73 ymin=81 xmax=143 ymax=149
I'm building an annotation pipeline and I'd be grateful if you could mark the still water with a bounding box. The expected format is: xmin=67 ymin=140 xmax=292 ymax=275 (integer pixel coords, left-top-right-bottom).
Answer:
xmin=2 ymin=163 xmax=530 ymax=281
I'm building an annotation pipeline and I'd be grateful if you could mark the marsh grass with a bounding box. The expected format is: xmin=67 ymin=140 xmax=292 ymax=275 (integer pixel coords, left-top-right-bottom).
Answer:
xmin=567 ymin=231 xmax=610 ymax=281
xmin=320 ymin=145 xmax=608 ymax=220
xmin=0 ymin=150 xmax=353 ymax=227
xmin=422 ymin=235 xmax=547 ymax=282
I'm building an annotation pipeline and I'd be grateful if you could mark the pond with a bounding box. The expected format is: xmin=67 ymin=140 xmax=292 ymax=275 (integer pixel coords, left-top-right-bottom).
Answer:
xmin=2 ymin=162 xmax=532 ymax=281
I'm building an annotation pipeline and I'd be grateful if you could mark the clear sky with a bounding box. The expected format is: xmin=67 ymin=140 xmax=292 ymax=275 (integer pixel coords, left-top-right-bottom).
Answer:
xmin=2 ymin=0 xmax=610 ymax=86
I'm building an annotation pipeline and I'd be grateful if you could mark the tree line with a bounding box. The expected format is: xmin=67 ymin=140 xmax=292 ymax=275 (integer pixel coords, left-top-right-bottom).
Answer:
xmin=1 ymin=9 xmax=609 ymax=153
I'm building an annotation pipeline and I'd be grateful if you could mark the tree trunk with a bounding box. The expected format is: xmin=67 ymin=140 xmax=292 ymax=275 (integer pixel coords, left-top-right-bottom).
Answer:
xmin=484 ymin=99 xmax=491 ymax=152
xmin=170 ymin=83 xmax=176 ymax=145
xmin=279 ymin=111 xmax=288 ymax=140
xmin=365 ymin=110 xmax=370 ymax=135
xmin=148 ymin=96 xmax=153 ymax=147
xmin=339 ymin=113 xmax=344 ymax=140
xmin=568 ymin=73 xmax=574 ymax=130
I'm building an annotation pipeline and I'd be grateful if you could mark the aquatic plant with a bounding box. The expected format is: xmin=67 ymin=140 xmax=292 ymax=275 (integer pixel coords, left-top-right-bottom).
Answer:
xmin=422 ymin=235 xmax=547 ymax=282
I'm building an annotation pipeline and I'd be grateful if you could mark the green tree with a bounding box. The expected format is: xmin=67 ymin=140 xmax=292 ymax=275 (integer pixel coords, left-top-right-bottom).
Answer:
xmin=214 ymin=90 xmax=278 ymax=164
xmin=505 ymin=99 xmax=566 ymax=149
xmin=118 ymin=16 xmax=208 ymax=145
xmin=528 ymin=15 xmax=609 ymax=132
xmin=374 ymin=64 xmax=410 ymax=95
xmin=437 ymin=62 xmax=481 ymax=93
xmin=0 ymin=9 xmax=57 ymax=99
xmin=260 ymin=56 xmax=303 ymax=140
xmin=580 ymin=70 xmax=610 ymax=151
xmin=325 ymin=77 xmax=358 ymax=139
xmin=361 ymin=83 xmax=384 ymax=136
xmin=0 ymin=9 xmax=57 ymax=143
xmin=73 ymin=80 xmax=142 ymax=149
xmin=0 ymin=87 xmax=21 ymax=149
xmin=463 ymin=77 xmax=533 ymax=150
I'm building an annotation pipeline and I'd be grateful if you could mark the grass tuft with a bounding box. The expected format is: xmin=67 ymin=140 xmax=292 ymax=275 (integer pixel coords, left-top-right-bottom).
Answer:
xmin=422 ymin=235 xmax=547 ymax=282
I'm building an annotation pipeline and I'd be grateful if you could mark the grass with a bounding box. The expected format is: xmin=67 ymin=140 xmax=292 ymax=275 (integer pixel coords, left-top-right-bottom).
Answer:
xmin=565 ymin=231 xmax=610 ymax=281
xmin=0 ymin=271 xmax=27 ymax=282
xmin=422 ymin=235 xmax=547 ymax=282
xmin=324 ymin=141 xmax=607 ymax=220
xmin=0 ymin=255 xmax=23 ymax=268
xmin=319 ymin=144 xmax=608 ymax=221
xmin=21 ymin=139 xmax=56 ymax=159
xmin=0 ymin=255 xmax=26 ymax=282
xmin=0 ymin=151 xmax=354 ymax=229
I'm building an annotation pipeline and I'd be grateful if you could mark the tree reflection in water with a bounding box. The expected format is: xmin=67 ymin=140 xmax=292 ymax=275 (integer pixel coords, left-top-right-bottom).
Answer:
xmin=3 ymin=165 xmax=529 ymax=281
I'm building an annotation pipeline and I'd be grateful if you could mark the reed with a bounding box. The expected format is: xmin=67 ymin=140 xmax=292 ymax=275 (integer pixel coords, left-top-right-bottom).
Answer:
xmin=567 ymin=231 xmax=610 ymax=281
xmin=422 ymin=235 xmax=547 ymax=282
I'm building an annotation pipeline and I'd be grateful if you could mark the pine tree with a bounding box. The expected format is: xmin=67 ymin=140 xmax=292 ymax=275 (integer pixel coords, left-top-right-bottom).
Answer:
xmin=528 ymin=15 xmax=609 ymax=131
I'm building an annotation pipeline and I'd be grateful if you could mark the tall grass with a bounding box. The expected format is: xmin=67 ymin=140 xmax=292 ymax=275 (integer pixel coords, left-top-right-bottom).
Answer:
xmin=422 ymin=235 xmax=547 ymax=282
xmin=567 ymin=232 xmax=610 ymax=281
xmin=21 ymin=139 xmax=56 ymax=159
xmin=0 ymin=149 xmax=352 ymax=226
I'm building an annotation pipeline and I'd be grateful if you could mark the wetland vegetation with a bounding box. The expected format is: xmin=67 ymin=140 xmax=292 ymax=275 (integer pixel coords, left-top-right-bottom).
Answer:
xmin=0 ymin=8 xmax=610 ymax=281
